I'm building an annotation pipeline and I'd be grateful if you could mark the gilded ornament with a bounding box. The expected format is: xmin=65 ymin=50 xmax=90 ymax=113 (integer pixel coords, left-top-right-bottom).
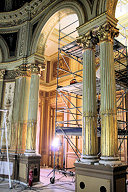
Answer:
xmin=77 ymin=30 xmax=98 ymax=49
xmin=30 ymin=63 xmax=40 ymax=74
xmin=0 ymin=69 xmax=5 ymax=79
xmin=98 ymin=22 xmax=119 ymax=42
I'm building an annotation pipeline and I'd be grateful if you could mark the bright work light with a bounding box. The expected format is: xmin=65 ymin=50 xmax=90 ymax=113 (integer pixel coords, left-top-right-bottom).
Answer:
xmin=51 ymin=137 xmax=60 ymax=150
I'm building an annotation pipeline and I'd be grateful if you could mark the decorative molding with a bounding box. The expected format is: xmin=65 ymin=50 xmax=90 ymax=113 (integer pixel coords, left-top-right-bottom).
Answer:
xmin=0 ymin=0 xmax=56 ymax=27
xmin=30 ymin=63 xmax=40 ymax=74
xmin=0 ymin=69 xmax=5 ymax=79
xmin=106 ymin=0 xmax=117 ymax=17
xmin=4 ymin=69 xmax=30 ymax=80
xmin=50 ymin=90 xmax=56 ymax=97
xmin=4 ymin=70 xmax=20 ymax=79
xmin=52 ymin=57 xmax=70 ymax=79
xmin=18 ymin=24 xmax=27 ymax=57
xmin=97 ymin=22 xmax=119 ymax=42
xmin=77 ymin=30 xmax=98 ymax=49
xmin=77 ymin=12 xmax=118 ymax=36
xmin=77 ymin=20 xmax=119 ymax=48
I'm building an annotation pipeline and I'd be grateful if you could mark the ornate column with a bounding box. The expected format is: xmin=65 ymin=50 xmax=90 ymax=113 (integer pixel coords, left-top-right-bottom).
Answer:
xmin=17 ymin=69 xmax=31 ymax=153
xmin=25 ymin=64 xmax=40 ymax=154
xmin=77 ymin=31 xmax=98 ymax=163
xmin=75 ymin=14 xmax=127 ymax=192
xmin=11 ymin=68 xmax=30 ymax=153
xmin=98 ymin=22 xmax=121 ymax=165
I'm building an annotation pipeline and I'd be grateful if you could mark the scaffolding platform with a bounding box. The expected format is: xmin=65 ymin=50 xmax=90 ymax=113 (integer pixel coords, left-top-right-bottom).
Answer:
xmin=60 ymin=38 xmax=128 ymax=88
xmin=61 ymin=38 xmax=126 ymax=59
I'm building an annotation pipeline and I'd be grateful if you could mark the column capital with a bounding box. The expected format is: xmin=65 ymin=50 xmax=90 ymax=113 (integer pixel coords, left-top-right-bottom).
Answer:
xmin=18 ymin=64 xmax=31 ymax=77
xmin=13 ymin=67 xmax=30 ymax=79
xmin=97 ymin=22 xmax=119 ymax=43
xmin=77 ymin=13 xmax=118 ymax=37
xmin=77 ymin=30 xmax=98 ymax=49
xmin=0 ymin=69 xmax=5 ymax=79
xmin=30 ymin=63 xmax=40 ymax=74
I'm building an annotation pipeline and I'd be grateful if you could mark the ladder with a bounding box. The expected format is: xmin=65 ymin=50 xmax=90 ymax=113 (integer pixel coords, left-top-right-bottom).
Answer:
xmin=0 ymin=109 xmax=12 ymax=189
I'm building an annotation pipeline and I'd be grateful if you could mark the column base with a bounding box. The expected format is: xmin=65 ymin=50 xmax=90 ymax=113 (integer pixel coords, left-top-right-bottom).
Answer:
xmin=80 ymin=155 xmax=99 ymax=164
xmin=0 ymin=153 xmax=41 ymax=184
xmin=18 ymin=154 xmax=41 ymax=183
xmin=99 ymin=156 xmax=121 ymax=166
xmin=75 ymin=161 xmax=127 ymax=192
xmin=24 ymin=149 xmax=36 ymax=156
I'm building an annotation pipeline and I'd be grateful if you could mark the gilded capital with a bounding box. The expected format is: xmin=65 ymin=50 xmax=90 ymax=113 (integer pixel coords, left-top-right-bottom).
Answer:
xmin=0 ymin=69 xmax=5 ymax=79
xmin=77 ymin=31 xmax=98 ymax=49
xmin=98 ymin=22 xmax=119 ymax=42
xmin=30 ymin=63 xmax=40 ymax=74
xmin=18 ymin=64 xmax=30 ymax=77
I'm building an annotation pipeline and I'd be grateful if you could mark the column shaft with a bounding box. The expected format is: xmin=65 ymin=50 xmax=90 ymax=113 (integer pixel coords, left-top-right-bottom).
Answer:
xmin=17 ymin=76 xmax=30 ymax=152
xmin=98 ymin=22 xmax=121 ymax=165
xmin=11 ymin=77 xmax=23 ymax=152
xmin=82 ymin=48 xmax=98 ymax=160
xmin=100 ymin=41 xmax=118 ymax=157
xmin=25 ymin=71 xmax=39 ymax=153
xmin=11 ymin=74 xmax=30 ymax=153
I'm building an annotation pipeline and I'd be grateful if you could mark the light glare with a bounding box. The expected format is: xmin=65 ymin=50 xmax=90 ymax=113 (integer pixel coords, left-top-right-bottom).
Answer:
xmin=52 ymin=137 xmax=60 ymax=149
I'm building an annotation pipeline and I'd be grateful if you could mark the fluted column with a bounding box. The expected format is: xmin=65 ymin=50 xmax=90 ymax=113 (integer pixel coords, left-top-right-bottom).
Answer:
xmin=11 ymin=68 xmax=30 ymax=153
xmin=11 ymin=72 xmax=23 ymax=152
xmin=25 ymin=64 xmax=40 ymax=154
xmin=17 ymin=72 xmax=31 ymax=153
xmin=77 ymin=31 xmax=98 ymax=163
xmin=98 ymin=23 xmax=121 ymax=165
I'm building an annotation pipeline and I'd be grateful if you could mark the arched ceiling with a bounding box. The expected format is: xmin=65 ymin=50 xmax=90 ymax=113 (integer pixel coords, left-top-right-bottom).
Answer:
xmin=44 ymin=14 xmax=79 ymax=57
xmin=36 ymin=9 xmax=79 ymax=57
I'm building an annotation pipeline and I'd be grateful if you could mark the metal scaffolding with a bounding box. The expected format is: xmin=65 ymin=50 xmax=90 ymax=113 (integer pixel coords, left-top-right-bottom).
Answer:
xmin=55 ymin=21 xmax=128 ymax=137
xmin=50 ymin=20 xmax=128 ymax=183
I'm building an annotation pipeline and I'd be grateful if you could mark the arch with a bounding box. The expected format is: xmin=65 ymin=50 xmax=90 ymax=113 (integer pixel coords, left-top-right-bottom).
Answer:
xmin=97 ymin=0 xmax=118 ymax=17
xmin=0 ymin=35 xmax=9 ymax=62
xmin=30 ymin=0 xmax=88 ymax=55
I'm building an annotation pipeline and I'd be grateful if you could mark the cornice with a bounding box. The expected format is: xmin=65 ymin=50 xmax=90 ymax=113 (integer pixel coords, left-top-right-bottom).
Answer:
xmin=0 ymin=0 xmax=56 ymax=28
xmin=77 ymin=12 xmax=118 ymax=36
xmin=0 ymin=53 xmax=45 ymax=70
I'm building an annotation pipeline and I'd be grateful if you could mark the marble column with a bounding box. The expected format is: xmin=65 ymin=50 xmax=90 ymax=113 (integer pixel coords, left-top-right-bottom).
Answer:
xmin=77 ymin=31 xmax=98 ymax=163
xmin=17 ymin=73 xmax=30 ymax=153
xmin=98 ymin=22 xmax=121 ymax=165
xmin=25 ymin=64 xmax=40 ymax=154
xmin=11 ymin=69 xmax=30 ymax=153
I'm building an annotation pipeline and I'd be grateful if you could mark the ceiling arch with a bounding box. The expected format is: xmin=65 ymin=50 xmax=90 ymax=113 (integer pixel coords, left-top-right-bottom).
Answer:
xmin=30 ymin=0 xmax=87 ymax=55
